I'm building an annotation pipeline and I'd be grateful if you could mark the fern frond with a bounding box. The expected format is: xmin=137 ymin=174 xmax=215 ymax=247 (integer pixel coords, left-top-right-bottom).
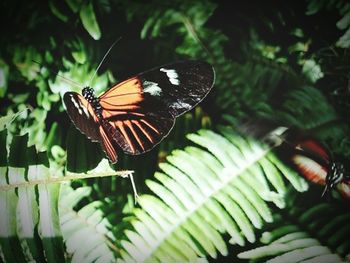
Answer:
xmin=59 ymin=185 xmax=117 ymax=263
xmin=118 ymin=127 xmax=308 ymax=262
xmin=277 ymin=85 xmax=350 ymax=155
xmin=0 ymin=132 xmax=64 ymax=262
xmin=277 ymin=86 xmax=339 ymax=130
xmin=0 ymin=169 xmax=133 ymax=191
xmin=238 ymin=188 xmax=350 ymax=262
xmin=0 ymin=131 xmax=132 ymax=262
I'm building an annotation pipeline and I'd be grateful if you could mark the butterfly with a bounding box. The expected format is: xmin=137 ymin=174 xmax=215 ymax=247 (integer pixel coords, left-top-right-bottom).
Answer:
xmin=265 ymin=127 xmax=350 ymax=199
xmin=237 ymin=119 xmax=350 ymax=199
xmin=287 ymin=137 xmax=350 ymax=199
xmin=63 ymin=60 xmax=215 ymax=164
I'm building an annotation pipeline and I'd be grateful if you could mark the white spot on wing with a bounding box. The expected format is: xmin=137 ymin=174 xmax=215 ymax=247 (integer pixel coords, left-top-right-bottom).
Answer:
xmin=81 ymin=103 xmax=89 ymax=117
xmin=69 ymin=95 xmax=89 ymax=117
xmin=172 ymin=101 xmax=192 ymax=109
xmin=160 ymin=68 xmax=180 ymax=85
xmin=143 ymin=80 xmax=162 ymax=96
xmin=70 ymin=95 xmax=82 ymax=115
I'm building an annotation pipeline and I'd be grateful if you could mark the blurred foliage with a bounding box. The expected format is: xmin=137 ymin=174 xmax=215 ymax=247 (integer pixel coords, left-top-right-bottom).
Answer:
xmin=238 ymin=187 xmax=350 ymax=262
xmin=306 ymin=0 xmax=350 ymax=48
xmin=0 ymin=0 xmax=350 ymax=262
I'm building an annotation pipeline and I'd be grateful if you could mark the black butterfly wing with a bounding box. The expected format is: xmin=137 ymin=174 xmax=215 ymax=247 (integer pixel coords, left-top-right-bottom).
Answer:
xmin=99 ymin=60 xmax=215 ymax=155
xmin=137 ymin=60 xmax=215 ymax=117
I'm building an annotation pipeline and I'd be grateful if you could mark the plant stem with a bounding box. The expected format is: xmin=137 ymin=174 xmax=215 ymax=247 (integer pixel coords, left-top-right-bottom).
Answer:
xmin=0 ymin=170 xmax=134 ymax=191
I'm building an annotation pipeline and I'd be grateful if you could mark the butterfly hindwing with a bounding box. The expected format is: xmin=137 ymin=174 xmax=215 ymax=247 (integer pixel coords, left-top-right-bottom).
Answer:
xmin=290 ymin=138 xmax=330 ymax=185
xmin=98 ymin=76 xmax=176 ymax=155
xmin=100 ymin=88 xmax=176 ymax=155
xmin=102 ymin=109 xmax=175 ymax=155
xmin=99 ymin=121 xmax=118 ymax=163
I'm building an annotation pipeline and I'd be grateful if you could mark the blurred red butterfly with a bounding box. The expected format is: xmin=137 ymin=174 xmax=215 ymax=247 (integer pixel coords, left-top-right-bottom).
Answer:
xmin=288 ymin=137 xmax=350 ymax=199
xmin=63 ymin=60 xmax=215 ymax=163
xmin=237 ymin=119 xmax=350 ymax=199
xmin=265 ymin=126 xmax=350 ymax=199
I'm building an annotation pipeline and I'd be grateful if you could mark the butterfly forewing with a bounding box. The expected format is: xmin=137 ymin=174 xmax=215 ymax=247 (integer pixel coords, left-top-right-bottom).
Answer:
xmin=137 ymin=60 xmax=214 ymax=116
xmin=64 ymin=92 xmax=119 ymax=163
xmin=101 ymin=61 xmax=214 ymax=116
xmin=63 ymin=93 xmax=100 ymax=141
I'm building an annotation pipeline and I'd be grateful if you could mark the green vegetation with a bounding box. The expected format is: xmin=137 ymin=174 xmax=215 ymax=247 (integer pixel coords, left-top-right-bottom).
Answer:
xmin=1 ymin=0 xmax=350 ymax=262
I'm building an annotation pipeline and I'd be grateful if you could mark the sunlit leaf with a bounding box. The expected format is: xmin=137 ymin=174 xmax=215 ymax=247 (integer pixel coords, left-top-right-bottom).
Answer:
xmin=0 ymin=134 xmax=27 ymax=261
xmin=49 ymin=0 xmax=69 ymax=22
xmin=337 ymin=28 xmax=350 ymax=48
xmin=65 ymin=0 xmax=82 ymax=13
xmin=302 ymin=59 xmax=324 ymax=83
xmin=79 ymin=2 xmax=101 ymax=40
xmin=0 ymin=110 xmax=27 ymax=131
xmin=336 ymin=11 xmax=350 ymax=30
xmin=0 ymin=60 xmax=9 ymax=98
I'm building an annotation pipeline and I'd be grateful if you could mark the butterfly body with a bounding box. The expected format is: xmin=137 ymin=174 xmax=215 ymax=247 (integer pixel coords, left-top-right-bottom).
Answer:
xmin=82 ymin=87 xmax=103 ymax=119
xmin=64 ymin=60 xmax=215 ymax=163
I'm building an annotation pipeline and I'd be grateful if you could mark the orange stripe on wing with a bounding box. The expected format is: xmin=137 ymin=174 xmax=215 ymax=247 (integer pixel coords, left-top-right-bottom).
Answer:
xmin=132 ymin=120 xmax=154 ymax=143
xmin=99 ymin=126 xmax=117 ymax=163
xmin=100 ymin=100 xmax=140 ymax=110
xmin=102 ymin=104 xmax=140 ymax=111
xmin=338 ymin=182 xmax=350 ymax=199
xmin=110 ymin=121 xmax=117 ymax=129
xmin=99 ymin=77 xmax=143 ymax=107
xmin=124 ymin=120 xmax=145 ymax=151
xmin=87 ymin=103 xmax=99 ymax=122
xmin=115 ymin=121 xmax=136 ymax=154
xmin=140 ymin=119 xmax=160 ymax=135
xmin=102 ymin=109 xmax=145 ymax=119
xmin=101 ymin=92 xmax=143 ymax=99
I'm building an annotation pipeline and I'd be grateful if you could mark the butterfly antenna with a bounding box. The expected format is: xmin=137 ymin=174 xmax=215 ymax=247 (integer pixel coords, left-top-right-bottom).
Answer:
xmin=321 ymin=184 xmax=329 ymax=198
xmin=32 ymin=60 xmax=84 ymax=89
xmin=88 ymin=37 xmax=122 ymax=87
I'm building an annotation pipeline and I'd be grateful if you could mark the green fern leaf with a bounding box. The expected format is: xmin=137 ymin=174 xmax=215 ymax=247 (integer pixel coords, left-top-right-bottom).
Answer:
xmin=118 ymin=127 xmax=308 ymax=262
xmin=277 ymin=86 xmax=339 ymax=130
xmin=59 ymin=185 xmax=117 ymax=263
xmin=0 ymin=132 xmax=64 ymax=262
xmin=238 ymin=189 xmax=350 ymax=262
